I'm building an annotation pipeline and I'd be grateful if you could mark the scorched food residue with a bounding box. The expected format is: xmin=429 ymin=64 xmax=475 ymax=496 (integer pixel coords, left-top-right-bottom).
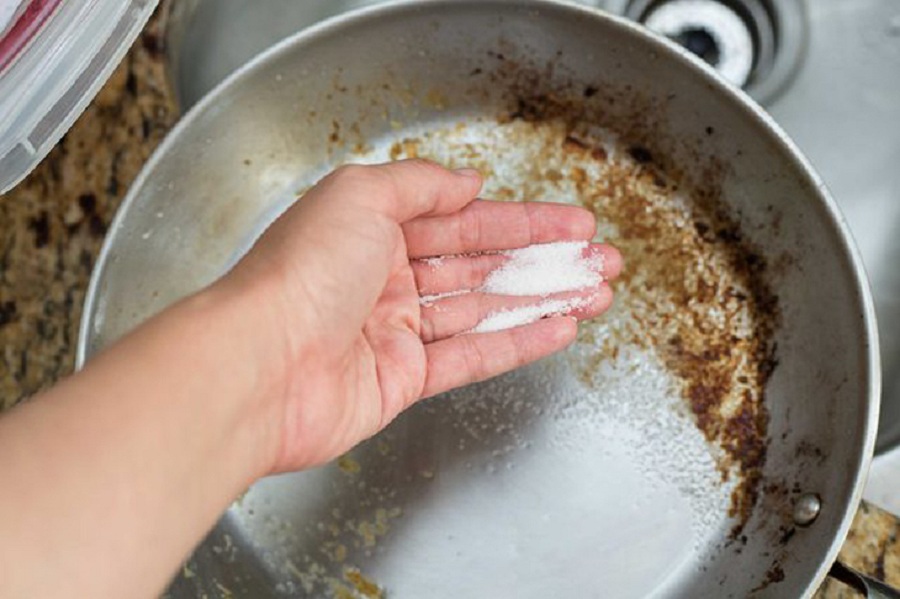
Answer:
xmin=233 ymin=92 xmax=778 ymax=598
xmin=376 ymin=112 xmax=775 ymax=537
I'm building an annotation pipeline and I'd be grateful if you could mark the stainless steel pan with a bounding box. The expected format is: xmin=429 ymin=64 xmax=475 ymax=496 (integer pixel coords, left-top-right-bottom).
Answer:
xmin=77 ymin=1 xmax=890 ymax=596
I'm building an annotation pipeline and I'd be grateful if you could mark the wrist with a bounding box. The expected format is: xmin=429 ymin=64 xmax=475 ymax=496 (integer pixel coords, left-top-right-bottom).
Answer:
xmin=186 ymin=277 xmax=288 ymax=482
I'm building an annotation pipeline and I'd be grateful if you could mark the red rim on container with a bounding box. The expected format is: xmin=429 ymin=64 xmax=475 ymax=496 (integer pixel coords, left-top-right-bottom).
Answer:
xmin=0 ymin=0 xmax=63 ymax=74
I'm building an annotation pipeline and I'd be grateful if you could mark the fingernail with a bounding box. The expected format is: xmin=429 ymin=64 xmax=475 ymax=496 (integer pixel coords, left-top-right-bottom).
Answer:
xmin=454 ymin=167 xmax=481 ymax=179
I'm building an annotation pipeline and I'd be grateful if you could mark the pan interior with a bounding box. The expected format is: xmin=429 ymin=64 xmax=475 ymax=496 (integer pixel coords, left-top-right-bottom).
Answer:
xmin=196 ymin=116 xmax=752 ymax=598
xmin=80 ymin=2 xmax=875 ymax=598
xmin=168 ymin=113 xmax=776 ymax=598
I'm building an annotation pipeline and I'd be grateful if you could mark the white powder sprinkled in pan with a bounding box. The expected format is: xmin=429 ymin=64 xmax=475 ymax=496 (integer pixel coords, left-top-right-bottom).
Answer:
xmin=481 ymin=241 xmax=603 ymax=297
xmin=472 ymin=296 xmax=589 ymax=333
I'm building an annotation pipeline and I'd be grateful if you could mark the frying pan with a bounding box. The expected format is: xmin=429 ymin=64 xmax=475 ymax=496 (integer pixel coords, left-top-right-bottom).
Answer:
xmin=77 ymin=1 xmax=894 ymax=596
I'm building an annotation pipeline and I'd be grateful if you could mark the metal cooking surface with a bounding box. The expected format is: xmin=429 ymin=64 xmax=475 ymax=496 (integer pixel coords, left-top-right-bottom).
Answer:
xmin=228 ymin=356 xmax=714 ymax=597
xmin=167 ymin=0 xmax=387 ymax=110
xmin=762 ymin=0 xmax=900 ymax=452
xmin=168 ymin=113 xmax=774 ymax=597
xmin=84 ymin=2 xmax=878 ymax=596
xmin=166 ymin=0 xmax=900 ymax=458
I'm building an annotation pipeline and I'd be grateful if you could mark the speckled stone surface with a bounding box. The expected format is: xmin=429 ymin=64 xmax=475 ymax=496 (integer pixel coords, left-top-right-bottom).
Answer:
xmin=817 ymin=502 xmax=900 ymax=597
xmin=0 ymin=6 xmax=896 ymax=597
xmin=0 ymin=9 xmax=177 ymax=409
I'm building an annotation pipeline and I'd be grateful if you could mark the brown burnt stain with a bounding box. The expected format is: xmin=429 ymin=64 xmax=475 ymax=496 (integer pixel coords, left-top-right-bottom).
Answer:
xmin=581 ymin=151 xmax=775 ymax=534
xmin=342 ymin=568 xmax=383 ymax=598
xmin=330 ymin=119 xmax=341 ymax=144
xmin=563 ymin=134 xmax=589 ymax=151
xmin=779 ymin=526 xmax=797 ymax=545
xmin=340 ymin=45 xmax=781 ymax=551
xmin=740 ymin=477 xmax=802 ymax=591
xmin=752 ymin=565 xmax=786 ymax=592
xmin=795 ymin=439 xmax=827 ymax=465
xmin=627 ymin=145 xmax=653 ymax=164
xmin=487 ymin=64 xmax=779 ymax=537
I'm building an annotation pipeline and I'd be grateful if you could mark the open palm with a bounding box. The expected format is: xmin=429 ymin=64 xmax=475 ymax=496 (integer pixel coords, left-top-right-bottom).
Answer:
xmin=234 ymin=161 xmax=621 ymax=472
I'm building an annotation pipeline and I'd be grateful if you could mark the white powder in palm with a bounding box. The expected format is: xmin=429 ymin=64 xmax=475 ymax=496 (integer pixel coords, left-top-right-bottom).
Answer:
xmin=419 ymin=289 xmax=469 ymax=307
xmin=481 ymin=241 xmax=603 ymax=297
xmin=472 ymin=296 xmax=590 ymax=333
xmin=471 ymin=241 xmax=603 ymax=332
xmin=416 ymin=241 xmax=603 ymax=331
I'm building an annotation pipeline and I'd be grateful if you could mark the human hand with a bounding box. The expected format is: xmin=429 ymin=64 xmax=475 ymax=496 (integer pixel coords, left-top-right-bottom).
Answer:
xmin=224 ymin=160 xmax=621 ymax=474
xmin=0 ymin=160 xmax=622 ymax=599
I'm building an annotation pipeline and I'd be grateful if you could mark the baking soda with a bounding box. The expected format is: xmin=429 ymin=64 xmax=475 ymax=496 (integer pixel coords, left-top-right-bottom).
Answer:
xmin=416 ymin=241 xmax=603 ymax=332
xmin=472 ymin=296 xmax=589 ymax=333
xmin=481 ymin=241 xmax=603 ymax=297
xmin=418 ymin=289 xmax=469 ymax=307
xmin=471 ymin=241 xmax=602 ymax=332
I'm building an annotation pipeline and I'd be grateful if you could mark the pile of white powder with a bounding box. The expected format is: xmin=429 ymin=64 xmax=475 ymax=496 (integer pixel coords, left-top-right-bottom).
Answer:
xmin=472 ymin=297 xmax=591 ymax=333
xmin=481 ymin=241 xmax=602 ymax=297
xmin=418 ymin=241 xmax=604 ymax=333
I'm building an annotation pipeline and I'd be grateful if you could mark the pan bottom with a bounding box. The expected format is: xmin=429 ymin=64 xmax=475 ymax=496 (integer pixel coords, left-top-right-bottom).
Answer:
xmin=226 ymin=349 xmax=732 ymax=598
xmin=193 ymin=113 xmax=776 ymax=597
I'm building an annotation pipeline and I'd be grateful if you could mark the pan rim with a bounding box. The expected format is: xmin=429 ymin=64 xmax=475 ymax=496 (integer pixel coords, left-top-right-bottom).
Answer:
xmin=76 ymin=0 xmax=881 ymax=596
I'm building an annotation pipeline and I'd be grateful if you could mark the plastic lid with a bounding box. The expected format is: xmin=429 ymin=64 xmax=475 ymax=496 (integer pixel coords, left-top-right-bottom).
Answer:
xmin=0 ymin=0 xmax=159 ymax=193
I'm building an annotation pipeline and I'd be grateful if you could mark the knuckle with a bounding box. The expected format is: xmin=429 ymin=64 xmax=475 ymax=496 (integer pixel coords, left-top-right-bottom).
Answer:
xmin=327 ymin=163 xmax=396 ymax=211
xmin=524 ymin=202 xmax=541 ymax=245
xmin=460 ymin=335 xmax=488 ymax=380
xmin=509 ymin=327 xmax=534 ymax=366
xmin=471 ymin=256 xmax=495 ymax=288
xmin=401 ymin=157 xmax=443 ymax=173
xmin=330 ymin=163 xmax=377 ymax=185
xmin=458 ymin=204 xmax=483 ymax=249
xmin=410 ymin=262 xmax=427 ymax=292
xmin=420 ymin=313 xmax=436 ymax=343
xmin=475 ymin=293 xmax=492 ymax=321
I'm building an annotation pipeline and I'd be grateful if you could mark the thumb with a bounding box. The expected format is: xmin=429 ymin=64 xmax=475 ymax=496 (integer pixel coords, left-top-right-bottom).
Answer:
xmin=313 ymin=159 xmax=483 ymax=223
xmin=233 ymin=161 xmax=481 ymax=347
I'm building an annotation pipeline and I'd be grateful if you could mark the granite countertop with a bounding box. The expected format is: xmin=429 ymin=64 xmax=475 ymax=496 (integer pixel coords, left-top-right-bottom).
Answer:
xmin=0 ymin=7 xmax=896 ymax=598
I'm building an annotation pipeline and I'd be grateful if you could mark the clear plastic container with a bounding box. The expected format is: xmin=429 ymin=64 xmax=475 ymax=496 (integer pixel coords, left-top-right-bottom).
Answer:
xmin=0 ymin=0 xmax=159 ymax=193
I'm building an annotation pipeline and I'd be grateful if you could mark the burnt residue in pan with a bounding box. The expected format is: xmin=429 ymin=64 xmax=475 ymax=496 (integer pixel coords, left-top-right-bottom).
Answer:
xmin=578 ymin=134 xmax=778 ymax=537
xmin=319 ymin=48 xmax=780 ymax=539
xmin=486 ymin=56 xmax=780 ymax=537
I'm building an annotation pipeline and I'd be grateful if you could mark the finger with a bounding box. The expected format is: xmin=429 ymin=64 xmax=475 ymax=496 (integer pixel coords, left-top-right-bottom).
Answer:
xmin=412 ymin=242 xmax=622 ymax=296
xmin=315 ymin=159 xmax=483 ymax=223
xmin=420 ymin=285 xmax=613 ymax=343
xmin=403 ymin=199 xmax=596 ymax=258
xmin=245 ymin=160 xmax=480 ymax=344
xmin=412 ymin=253 xmax=506 ymax=295
xmin=421 ymin=317 xmax=577 ymax=398
xmin=597 ymin=244 xmax=623 ymax=281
